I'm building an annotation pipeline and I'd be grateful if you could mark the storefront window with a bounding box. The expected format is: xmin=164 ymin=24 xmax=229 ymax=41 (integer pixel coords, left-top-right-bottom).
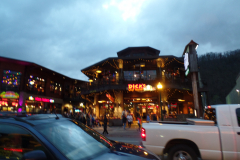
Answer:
xmin=2 ymin=70 xmax=22 ymax=91
xmin=26 ymin=75 xmax=45 ymax=94
xmin=50 ymin=81 xmax=62 ymax=95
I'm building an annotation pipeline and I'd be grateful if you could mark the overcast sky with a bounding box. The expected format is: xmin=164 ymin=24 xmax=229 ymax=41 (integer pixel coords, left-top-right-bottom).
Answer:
xmin=0 ymin=0 xmax=239 ymax=81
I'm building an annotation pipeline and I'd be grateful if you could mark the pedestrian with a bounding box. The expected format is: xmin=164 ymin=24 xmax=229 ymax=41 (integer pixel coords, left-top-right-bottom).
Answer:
xmin=163 ymin=110 xmax=167 ymax=119
xmin=91 ymin=114 xmax=95 ymax=127
xmin=87 ymin=113 xmax=91 ymax=127
xmin=137 ymin=115 xmax=141 ymax=132
xmin=127 ymin=113 xmax=133 ymax=128
xmin=89 ymin=112 xmax=92 ymax=127
xmin=82 ymin=113 xmax=86 ymax=125
xmin=153 ymin=114 xmax=157 ymax=121
xmin=102 ymin=115 xmax=108 ymax=135
xmin=146 ymin=114 xmax=150 ymax=123
xmin=122 ymin=109 xmax=126 ymax=125
xmin=122 ymin=114 xmax=127 ymax=130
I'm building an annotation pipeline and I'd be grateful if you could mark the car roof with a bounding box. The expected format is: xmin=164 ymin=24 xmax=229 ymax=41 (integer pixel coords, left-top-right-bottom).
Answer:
xmin=0 ymin=114 xmax=70 ymax=126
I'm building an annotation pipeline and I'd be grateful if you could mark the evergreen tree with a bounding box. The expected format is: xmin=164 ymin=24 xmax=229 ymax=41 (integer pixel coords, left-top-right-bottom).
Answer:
xmin=198 ymin=49 xmax=240 ymax=104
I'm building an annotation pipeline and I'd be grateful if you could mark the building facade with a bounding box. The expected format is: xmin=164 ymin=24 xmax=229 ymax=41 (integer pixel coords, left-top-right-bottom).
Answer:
xmin=81 ymin=47 xmax=205 ymax=120
xmin=0 ymin=56 xmax=87 ymax=114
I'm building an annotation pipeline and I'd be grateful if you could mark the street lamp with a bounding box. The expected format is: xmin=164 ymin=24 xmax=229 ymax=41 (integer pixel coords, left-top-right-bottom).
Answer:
xmin=157 ymin=82 xmax=163 ymax=121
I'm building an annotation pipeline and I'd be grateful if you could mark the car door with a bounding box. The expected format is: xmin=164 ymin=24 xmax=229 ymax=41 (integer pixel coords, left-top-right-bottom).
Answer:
xmin=0 ymin=123 xmax=54 ymax=160
xmin=230 ymin=106 xmax=240 ymax=159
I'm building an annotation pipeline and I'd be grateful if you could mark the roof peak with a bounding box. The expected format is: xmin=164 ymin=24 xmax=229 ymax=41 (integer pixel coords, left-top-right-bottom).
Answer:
xmin=117 ymin=46 xmax=160 ymax=57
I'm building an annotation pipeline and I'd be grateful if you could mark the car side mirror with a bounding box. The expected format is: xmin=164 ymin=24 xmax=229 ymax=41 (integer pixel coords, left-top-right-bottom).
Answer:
xmin=21 ymin=150 xmax=47 ymax=160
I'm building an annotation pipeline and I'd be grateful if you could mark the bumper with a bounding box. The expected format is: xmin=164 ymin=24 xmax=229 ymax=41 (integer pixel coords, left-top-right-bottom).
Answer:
xmin=142 ymin=143 xmax=164 ymax=156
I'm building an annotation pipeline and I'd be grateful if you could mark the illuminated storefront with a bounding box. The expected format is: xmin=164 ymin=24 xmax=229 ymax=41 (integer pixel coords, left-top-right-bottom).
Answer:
xmin=0 ymin=91 xmax=19 ymax=112
xmin=21 ymin=94 xmax=63 ymax=113
xmin=0 ymin=56 xmax=87 ymax=114
xmin=81 ymin=47 xmax=202 ymax=120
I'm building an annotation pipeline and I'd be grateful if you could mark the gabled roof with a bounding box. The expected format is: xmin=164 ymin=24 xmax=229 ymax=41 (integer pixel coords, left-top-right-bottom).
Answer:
xmin=81 ymin=55 xmax=183 ymax=73
xmin=182 ymin=40 xmax=199 ymax=56
xmin=117 ymin=46 xmax=160 ymax=57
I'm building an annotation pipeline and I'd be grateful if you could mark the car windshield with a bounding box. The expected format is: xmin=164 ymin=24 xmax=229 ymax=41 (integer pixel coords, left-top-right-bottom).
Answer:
xmin=35 ymin=120 xmax=112 ymax=160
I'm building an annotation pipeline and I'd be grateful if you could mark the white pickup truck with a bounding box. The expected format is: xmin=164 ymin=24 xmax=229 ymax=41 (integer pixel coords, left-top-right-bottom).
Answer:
xmin=141 ymin=104 xmax=240 ymax=160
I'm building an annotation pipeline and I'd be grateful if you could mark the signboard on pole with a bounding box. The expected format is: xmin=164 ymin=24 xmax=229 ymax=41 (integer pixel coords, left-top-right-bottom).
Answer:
xmin=184 ymin=53 xmax=189 ymax=70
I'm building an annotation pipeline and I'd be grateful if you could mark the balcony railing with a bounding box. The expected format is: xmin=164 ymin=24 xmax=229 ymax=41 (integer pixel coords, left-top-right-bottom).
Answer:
xmin=124 ymin=75 xmax=157 ymax=81
xmin=82 ymin=76 xmax=192 ymax=92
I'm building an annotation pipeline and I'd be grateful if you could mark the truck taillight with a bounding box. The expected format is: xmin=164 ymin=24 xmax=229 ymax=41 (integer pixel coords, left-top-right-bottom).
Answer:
xmin=141 ymin=128 xmax=146 ymax=141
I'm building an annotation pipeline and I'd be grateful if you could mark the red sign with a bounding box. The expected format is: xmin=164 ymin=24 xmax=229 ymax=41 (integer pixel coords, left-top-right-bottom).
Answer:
xmin=0 ymin=101 xmax=7 ymax=105
xmin=35 ymin=97 xmax=54 ymax=103
xmin=35 ymin=97 xmax=42 ymax=101
xmin=128 ymin=84 xmax=146 ymax=91
xmin=171 ymin=103 xmax=177 ymax=108
xmin=106 ymin=94 xmax=114 ymax=102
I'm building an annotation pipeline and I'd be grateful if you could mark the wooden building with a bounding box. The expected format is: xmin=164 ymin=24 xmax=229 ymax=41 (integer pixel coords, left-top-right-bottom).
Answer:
xmin=81 ymin=47 xmax=205 ymax=120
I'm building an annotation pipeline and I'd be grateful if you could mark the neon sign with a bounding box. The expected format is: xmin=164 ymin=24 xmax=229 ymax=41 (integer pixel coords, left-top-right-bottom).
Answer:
xmin=0 ymin=91 xmax=19 ymax=99
xmin=171 ymin=103 xmax=177 ymax=108
xmin=106 ymin=94 xmax=114 ymax=102
xmin=128 ymin=84 xmax=146 ymax=91
xmin=0 ymin=101 xmax=8 ymax=105
xmin=28 ymin=96 xmax=54 ymax=103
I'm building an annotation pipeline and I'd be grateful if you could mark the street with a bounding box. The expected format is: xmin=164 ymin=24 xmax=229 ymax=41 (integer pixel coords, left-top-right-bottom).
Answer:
xmin=94 ymin=124 xmax=142 ymax=146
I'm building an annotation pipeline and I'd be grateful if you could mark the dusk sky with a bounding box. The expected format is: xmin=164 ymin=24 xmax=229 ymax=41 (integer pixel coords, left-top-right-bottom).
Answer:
xmin=1 ymin=0 xmax=239 ymax=81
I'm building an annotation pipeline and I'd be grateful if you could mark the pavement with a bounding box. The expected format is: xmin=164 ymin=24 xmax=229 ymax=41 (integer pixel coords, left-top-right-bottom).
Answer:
xmin=93 ymin=124 xmax=142 ymax=145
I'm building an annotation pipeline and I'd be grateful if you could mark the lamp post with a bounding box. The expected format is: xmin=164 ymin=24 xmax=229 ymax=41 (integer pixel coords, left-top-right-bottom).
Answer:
xmin=157 ymin=82 xmax=163 ymax=121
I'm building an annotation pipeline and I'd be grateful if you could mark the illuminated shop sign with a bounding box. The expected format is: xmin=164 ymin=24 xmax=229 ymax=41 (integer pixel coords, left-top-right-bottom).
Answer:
xmin=12 ymin=102 xmax=18 ymax=106
xmin=128 ymin=84 xmax=146 ymax=91
xmin=106 ymin=94 xmax=114 ymax=102
xmin=171 ymin=103 xmax=177 ymax=108
xmin=28 ymin=96 xmax=54 ymax=103
xmin=0 ymin=91 xmax=19 ymax=99
xmin=143 ymin=85 xmax=156 ymax=91
xmin=128 ymin=84 xmax=156 ymax=91
xmin=0 ymin=101 xmax=8 ymax=106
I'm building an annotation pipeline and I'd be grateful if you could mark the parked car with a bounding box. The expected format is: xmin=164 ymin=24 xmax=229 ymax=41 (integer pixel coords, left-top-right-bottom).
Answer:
xmin=141 ymin=104 xmax=240 ymax=160
xmin=0 ymin=111 xmax=28 ymax=117
xmin=0 ymin=114 xmax=160 ymax=160
xmin=0 ymin=111 xmax=16 ymax=117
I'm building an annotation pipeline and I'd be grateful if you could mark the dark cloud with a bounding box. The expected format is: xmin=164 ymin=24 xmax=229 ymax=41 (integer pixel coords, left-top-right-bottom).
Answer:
xmin=0 ymin=0 xmax=239 ymax=80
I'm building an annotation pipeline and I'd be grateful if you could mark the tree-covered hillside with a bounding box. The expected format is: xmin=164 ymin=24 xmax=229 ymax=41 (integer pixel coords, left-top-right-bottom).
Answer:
xmin=198 ymin=49 xmax=240 ymax=104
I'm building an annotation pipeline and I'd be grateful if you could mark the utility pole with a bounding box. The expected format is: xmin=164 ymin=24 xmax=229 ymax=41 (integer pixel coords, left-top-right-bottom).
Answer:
xmin=183 ymin=40 xmax=200 ymax=118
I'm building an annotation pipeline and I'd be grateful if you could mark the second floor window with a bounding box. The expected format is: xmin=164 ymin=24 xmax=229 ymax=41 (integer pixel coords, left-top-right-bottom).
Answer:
xmin=50 ymin=81 xmax=62 ymax=95
xmin=124 ymin=70 xmax=156 ymax=81
xmin=2 ymin=70 xmax=22 ymax=91
xmin=142 ymin=70 xmax=157 ymax=80
xmin=27 ymin=75 xmax=45 ymax=94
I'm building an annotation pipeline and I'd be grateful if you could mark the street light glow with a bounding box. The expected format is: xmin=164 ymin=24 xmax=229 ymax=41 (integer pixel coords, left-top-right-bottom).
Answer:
xmin=236 ymin=89 xmax=239 ymax=93
xmin=157 ymin=82 xmax=162 ymax=89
